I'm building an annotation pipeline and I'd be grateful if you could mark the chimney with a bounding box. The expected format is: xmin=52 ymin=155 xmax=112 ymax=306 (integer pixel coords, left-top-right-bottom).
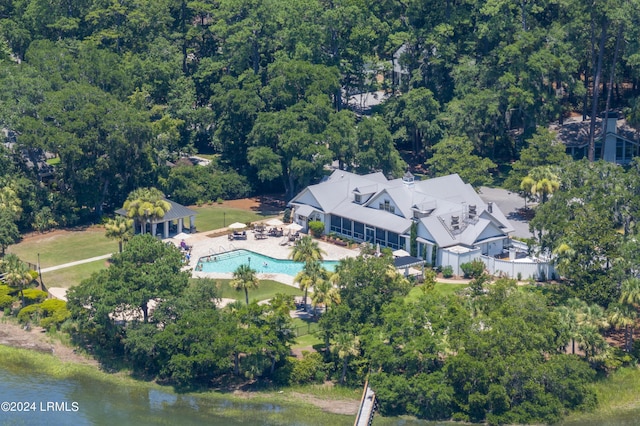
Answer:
xmin=451 ymin=215 xmax=459 ymax=230
xmin=468 ymin=204 xmax=476 ymax=218
xmin=602 ymin=111 xmax=618 ymax=136
xmin=487 ymin=202 xmax=493 ymax=213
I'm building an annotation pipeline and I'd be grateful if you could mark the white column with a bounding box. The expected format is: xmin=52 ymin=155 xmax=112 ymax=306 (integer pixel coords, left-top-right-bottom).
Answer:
xmin=151 ymin=222 xmax=157 ymax=237
xmin=189 ymin=215 xmax=195 ymax=231
xmin=177 ymin=218 xmax=183 ymax=233
xmin=164 ymin=221 xmax=169 ymax=239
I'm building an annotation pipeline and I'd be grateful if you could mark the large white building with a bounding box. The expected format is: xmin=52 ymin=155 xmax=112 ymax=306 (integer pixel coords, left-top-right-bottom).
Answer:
xmin=289 ymin=170 xmax=514 ymax=266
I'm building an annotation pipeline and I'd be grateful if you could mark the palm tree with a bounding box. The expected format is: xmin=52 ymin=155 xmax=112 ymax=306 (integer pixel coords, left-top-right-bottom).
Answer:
xmin=123 ymin=187 xmax=171 ymax=234
xmin=526 ymin=166 xmax=560 ymax=204
xmin=534 ymin=177 xmax=560 ymax=204
xmin=230 ymin=264 xmax=259 ymax=305
xmin=618 ymin=277 xmax=640 ymax=352
xmin=105 ymin=216 xmax=134 ymax=253
xmin=1 ymin=254 xmax=34 ymax=307
xmin=608 ymin=303 xmax=637 ymax=353
xmin=289 ymin=235 xmax=326 ymax=263
xmin=519 ymin=175 xmax=535 ymax=208
xmin=620 ymin=277 xmax=640 ymax=307
xmin=294 ymin=260 xmax=329 ymax=312
xmin=312 ymin=279 xmax=341 ymax=315
xmin=334 ymin=332 xmax=360 ymax=385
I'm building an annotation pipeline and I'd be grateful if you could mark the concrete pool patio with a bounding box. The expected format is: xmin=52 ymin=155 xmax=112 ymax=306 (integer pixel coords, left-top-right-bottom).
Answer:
xmin=183 ymin=229 xmax=359 ymax=285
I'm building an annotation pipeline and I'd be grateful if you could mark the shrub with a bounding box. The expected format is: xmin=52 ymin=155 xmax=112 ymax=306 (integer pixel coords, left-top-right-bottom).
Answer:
xmin=290 ymin=351 xmax=327 ymax=384
xmin=22 ymin=289 xmax=48 ymax=304
xmin=0 ymin=285 xmax=12 ymax=295
xmin=308 ymin=220 xmax=324 ymax=237
xmin=0 ymin=294 xmax=15 ymax=309
xmin=283 ymin=208 xmax=291 ymax=223
xmin=442 ymin=265 xmax=454 ymax=278
xmin=460 ymin=260 xmax=485 ymax=279
xmin=17 ymin=304 xmax=41 ymax=323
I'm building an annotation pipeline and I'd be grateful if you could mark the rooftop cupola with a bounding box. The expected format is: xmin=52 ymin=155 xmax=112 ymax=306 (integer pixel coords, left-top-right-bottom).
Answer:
xmin=402 ymin=171 xmax=415 ymax=186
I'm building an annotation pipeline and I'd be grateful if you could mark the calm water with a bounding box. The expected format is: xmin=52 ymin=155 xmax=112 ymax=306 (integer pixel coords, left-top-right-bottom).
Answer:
xmin=1 ymin=364 xmax=636 ymax=426
xmin=198 ymin=249 xmax=338 ymax=276
xmin=0 ymin=365 xmax=347 ymax=426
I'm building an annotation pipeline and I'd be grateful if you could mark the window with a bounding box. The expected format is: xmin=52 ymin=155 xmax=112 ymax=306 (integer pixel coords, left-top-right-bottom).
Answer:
xmin=616 ymin=140 xmax=624 ymax=161
xmin=342 ymin=218 xmax=352 ymax=237
xmin=380 ymin=200 xmax=395 ymax=213
xmin=353 ymin=221 xmax=364 ymax=240
xmin=387 ymin=232 xmax=399 ymax=249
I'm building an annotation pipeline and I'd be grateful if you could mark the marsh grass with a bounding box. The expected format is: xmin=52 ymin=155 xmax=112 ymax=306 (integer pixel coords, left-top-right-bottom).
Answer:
xmin=562 ymin=367 xmax=640 ymax=424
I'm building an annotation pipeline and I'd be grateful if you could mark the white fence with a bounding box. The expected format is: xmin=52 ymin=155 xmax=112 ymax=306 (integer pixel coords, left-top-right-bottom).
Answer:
xmin=440 ymin=248 xmax=482 ymax=276
xmin=439 ymin=246 xmax=555 ymax=281
xmin=479 ymin=255 xmax=555 ymax=281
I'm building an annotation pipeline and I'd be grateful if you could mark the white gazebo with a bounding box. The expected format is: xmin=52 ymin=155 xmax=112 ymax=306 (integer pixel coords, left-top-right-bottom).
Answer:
xmin=115 ymin=199 xmax=197 ymax=239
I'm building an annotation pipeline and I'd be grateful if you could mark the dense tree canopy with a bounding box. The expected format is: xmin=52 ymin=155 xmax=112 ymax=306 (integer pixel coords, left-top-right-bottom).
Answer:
xmin=0 ymin=0 xmax=639 ymax=230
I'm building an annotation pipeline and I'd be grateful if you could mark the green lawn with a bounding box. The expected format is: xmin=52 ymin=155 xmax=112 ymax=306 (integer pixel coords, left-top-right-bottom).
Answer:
xmin=191 ymin=278 xmax=303 ymax=302
xmin=7 ymin=227 xmax=117 ymax=267
xmin=191 ymin=205 xmax=273 ymax=233
xmin=41 ymin=259 xmax=108 ymax=289
xmin=293 ymin=333 xmax=323 ymax=349
xmin=405 ymin=283 xmax=468 ymax=302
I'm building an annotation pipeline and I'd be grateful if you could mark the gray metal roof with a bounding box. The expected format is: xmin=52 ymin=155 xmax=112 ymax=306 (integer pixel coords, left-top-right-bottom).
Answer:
xmin=290 ymin=170 xmax=512 ymax=246
xmin=331 ymin=202 xmax=411 ymax=234
xmin=116 ymin=199 xmax=197 ymax=223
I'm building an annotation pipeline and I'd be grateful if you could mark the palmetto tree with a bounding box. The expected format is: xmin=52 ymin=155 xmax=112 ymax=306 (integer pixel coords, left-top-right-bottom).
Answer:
xmin=559 ymin=297 xmax=608 ymax=358
xmin=105 ymin=216 xmax=134 ymax=253
xmin=289 ymin=235 xmax=326 ymax=264
xmin=519 ymin=175 xmax=535 ymax=208
xmin=334 ymin=332 xmax=360 ymax=385
xmin=608 ymin=303 xmax=637 ymax=353
xmin=526 ymin=166 xmax=560 ymax=204
xmin=618 ymin=277 xmax=640 ymax=352
xmin=123 ymin=187 xmax=171 ymax=234
xmin=312 ymin=279 xmax=341 ymax=315
xmin=1 ymin=254 xmax=34 ymax=307
xmin=230 ymin=264 xmax=260 ymax=305
xmin=294 ymin=260 xmax=329 ymax=312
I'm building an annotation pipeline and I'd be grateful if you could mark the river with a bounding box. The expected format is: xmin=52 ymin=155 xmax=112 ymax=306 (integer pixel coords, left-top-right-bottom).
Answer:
xmin=0 ymin=365 xmax=351 ymax=426
xmin=1 ymin=363 xmax=638 ymax=426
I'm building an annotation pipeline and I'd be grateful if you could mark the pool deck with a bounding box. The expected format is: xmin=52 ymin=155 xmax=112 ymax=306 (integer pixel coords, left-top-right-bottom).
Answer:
xmin=180 ymin=229 xmax=358 ymax=286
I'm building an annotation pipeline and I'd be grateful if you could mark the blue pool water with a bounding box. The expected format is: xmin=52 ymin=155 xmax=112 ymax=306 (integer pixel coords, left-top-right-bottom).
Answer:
xmin=198 ymin=249 xmax=338 ymax=276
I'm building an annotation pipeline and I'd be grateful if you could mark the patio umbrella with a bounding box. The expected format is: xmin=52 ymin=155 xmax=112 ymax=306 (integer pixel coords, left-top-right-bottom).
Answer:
xmin=393 ymin=249 xmax=410 ymax=257
xmin=173 ymin=232 xmax=191 ymax=240
xmin=266 ymin=218 xmax=284 ymax=227
xmin=228 ymin=222 xmax=247 ymax=230
xmin=286 ymin=222 xmax=303 ymax=232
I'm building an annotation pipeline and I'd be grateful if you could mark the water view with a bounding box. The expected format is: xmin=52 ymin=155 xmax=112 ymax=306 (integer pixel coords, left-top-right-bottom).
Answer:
xmin=1 ymin=363 xmax=638 ymax=426
xmin=0 ymin=365 xmax=346 ymax=426
xmin=198 ymin=249 xmax=339 ymax=276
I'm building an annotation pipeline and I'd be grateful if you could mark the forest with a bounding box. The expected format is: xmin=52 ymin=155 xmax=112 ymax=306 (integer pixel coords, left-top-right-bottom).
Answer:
xmin=1 ymin=0 xmax=640 ymax=235
xmin=2 ymin=0 xmax=640 ymax=424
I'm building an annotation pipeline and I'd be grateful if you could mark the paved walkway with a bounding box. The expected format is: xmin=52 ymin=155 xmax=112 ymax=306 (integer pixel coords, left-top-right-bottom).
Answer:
xmin=40 ymin=254 xmax=113 ymax=273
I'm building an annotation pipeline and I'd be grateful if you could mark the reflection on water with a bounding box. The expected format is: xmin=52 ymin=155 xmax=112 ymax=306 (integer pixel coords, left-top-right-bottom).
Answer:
xmin=2 ymin=364 xmax=637 ymax=426
xmin=0 ymin=366 xmax=344 ymax=426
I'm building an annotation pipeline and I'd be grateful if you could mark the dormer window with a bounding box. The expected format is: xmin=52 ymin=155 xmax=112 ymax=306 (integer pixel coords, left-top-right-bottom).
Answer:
xmin=379 ymin=200 xmax=395 ymax=213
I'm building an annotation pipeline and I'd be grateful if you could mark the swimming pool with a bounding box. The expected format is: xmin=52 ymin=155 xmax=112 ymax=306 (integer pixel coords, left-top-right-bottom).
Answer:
xmin=197 ymin=249 xmax=339 ymax=276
